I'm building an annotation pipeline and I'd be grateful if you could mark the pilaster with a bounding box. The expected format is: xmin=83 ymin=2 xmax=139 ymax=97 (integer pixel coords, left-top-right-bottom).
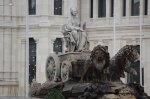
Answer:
xmin=3 ymin=29 xmax=12 ymax=79
xmin=114 ymin=0 xmax=121 ymax=25
xmin=0 ymin=29 xmax=4 ymax=73
xmin=11 ymin=28 xmax=17 ymax=83
xmin=18 ymin=39 xmax=26 ymax=96
xmin=81 ymin=0 xmax=90 ymax=22
xmin=106 ymin=0 xmax=110 ymax=24
xmin=63 ymin=0 xmax=68 ymax=16
xmin=148 ymin=0 xmax=150 ymax=19
xmin=126 ymin=0 xmax=130 ymax=24
xmin=4 ymin=0 xmax=12 ymax=21
xmin=93 ymin=0 xmax=98 ymax=18
xmin=33 ymin=38 xmax=40 ymax=83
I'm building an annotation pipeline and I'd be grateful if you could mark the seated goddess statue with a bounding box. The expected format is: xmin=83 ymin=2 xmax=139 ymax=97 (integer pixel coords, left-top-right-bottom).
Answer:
xmin=60 ymin=7 xmax=89 ymax=52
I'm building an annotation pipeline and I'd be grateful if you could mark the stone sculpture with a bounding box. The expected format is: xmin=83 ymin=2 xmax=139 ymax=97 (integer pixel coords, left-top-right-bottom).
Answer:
xmin=60 ymin=7 xmax=89 ymax=52
xmin=30 ymin=43 xmax=150 ymax=99
xmin=109 ymin=45 xmax=140 ymax=81
xmin=30 ymin=6 xmax=150 ymax=99
xmin=80 ymin=44 xmax=110 ymax=82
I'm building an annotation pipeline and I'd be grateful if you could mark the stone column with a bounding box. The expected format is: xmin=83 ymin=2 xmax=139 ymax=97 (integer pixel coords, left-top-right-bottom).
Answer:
xmin=33 ymin=38 xmax=39 ymax=82
xmin=126 ymin=0 xmax=130 ymax=24
xmin=21 ymin=0 xmax=25 ymax=16
xmin=41 ymin=0 xmax=49 ymax=15
xmin=0 ymin=29 xmax=4 ymax=74
xmin=12 ymin=0 xmax=16 ymax=22
xmin=49 ymin=0 xmax=54 ymax=15
xmin=63 ymin=0 xmax=68 ymax=16
xmin=106 ymin=0 xmax=110 ymax=24
xmin=4 ymin=0 xmax=12 ymax=21
xmin=93 ymin=0 xmax=98 ymax=18
xmin=81 ymin=0 xmax=90 ymax=21
xmin=38 ymin=28 xmax=49 ymax=83
xmin=11 ymin=29 xmax=17 ymax=80
xmin=0 ymin=28 xmax=4 ymax=96
xmin=0 ymin=0 xmax=4 ymax=21
xmin=114 ymin=0 xmax=121 ymax=25
xmin=3 ymin=29 xmax=12 ymax=78
xmin=40 ymin=0 xmax=49 ymax=24
xmin=18 ymin=39 xmax=26 ymax=96
xmin=16 ymin=0 xmax=21 ymax=16
xmin=140 ymin=0 xmax=144 ymax=23
xmin=148 ymin=0 xmax=150 ymax=20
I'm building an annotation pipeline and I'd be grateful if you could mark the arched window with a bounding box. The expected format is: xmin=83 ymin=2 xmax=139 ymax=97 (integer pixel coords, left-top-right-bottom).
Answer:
xmin=54 ymin=0 xmax=62 ymax=15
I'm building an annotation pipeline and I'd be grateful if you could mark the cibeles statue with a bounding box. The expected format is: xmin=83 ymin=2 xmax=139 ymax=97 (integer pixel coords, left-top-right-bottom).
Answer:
xmin=61 ymin=7 xmax=89 ymax=52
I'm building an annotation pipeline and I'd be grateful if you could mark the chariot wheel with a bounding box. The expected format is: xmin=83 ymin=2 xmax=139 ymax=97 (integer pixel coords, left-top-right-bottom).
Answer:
xmin=45 ymin=53 xmax=60 ymax=82
xmin=61 ymin=61 xmax=72 ymax=82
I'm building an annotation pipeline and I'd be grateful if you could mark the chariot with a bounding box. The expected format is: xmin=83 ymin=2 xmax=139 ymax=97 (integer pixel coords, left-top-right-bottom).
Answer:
xmin=45 ymin=52 xmax=90 ymax=82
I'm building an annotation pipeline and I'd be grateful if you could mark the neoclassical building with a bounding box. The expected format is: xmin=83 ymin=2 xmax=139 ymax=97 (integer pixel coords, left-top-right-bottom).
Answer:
xmin=0 ymin=0 xmax=150 ymax=97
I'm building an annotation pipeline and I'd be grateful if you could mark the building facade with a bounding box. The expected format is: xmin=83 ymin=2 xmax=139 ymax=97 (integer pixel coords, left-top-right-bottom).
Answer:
xmin=0 ymin=0 xmax=150 ymax=96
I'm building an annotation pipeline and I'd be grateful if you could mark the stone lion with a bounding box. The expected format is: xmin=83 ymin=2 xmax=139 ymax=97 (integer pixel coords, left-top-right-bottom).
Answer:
xmin=80 ymin=44 xmax=110 ymax=82
xmin=109 ymin=45 xmax=140 ymax=81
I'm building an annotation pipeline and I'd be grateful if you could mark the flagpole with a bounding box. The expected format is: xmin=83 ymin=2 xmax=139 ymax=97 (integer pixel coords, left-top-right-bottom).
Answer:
xmin=26 ymin=0 xmax=29 ymax=97
xmin=139 ymin=6 xmax=142 ymax=86
xmin=113 ymin=14 xmax=116 ymax=55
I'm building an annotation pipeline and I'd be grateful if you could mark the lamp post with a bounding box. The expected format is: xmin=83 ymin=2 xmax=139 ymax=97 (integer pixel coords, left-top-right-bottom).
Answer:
xmin=26 ymin=0 xmax=29 ymax=97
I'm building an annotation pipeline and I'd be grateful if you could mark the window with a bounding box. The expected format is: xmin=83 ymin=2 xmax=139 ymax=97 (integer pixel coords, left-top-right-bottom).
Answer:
xmin=131 ymin=0 xmax=139 ymax=16
xmin=144 ymin=0 xmax=148 ymax=15
xmin=98 ymin=0 xmax=106 ymax=17
xmin=110 ymin=0 xmax=114 ymax=17
xmin=127 ymin=45 xmax=140 ymax=84
xmin=54 ymin=0 xmax=62 ymax=15
xmin=29 ymin=38 xmax=36 ymax=84
xmin=29 ymin=0 xmax=36 ymax=15
xmin=53 ymin=38 xmax=62 ymax=53
xmin=90 ymin=0 xmax=93 ymax=18
xmin=123 ymin=0 xmax=126 ymax=16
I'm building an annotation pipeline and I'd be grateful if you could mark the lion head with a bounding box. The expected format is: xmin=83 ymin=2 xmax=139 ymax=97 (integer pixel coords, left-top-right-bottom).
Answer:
xmin=91 ymin=45 xmax=110 ymax=71
xmin=81 ymin=45 xmax=110 ymax=82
